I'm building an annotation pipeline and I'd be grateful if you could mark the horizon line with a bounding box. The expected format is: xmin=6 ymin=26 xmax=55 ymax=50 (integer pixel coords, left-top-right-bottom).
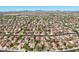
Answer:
xmin=0 ymin=6 xmax=79 ymax=12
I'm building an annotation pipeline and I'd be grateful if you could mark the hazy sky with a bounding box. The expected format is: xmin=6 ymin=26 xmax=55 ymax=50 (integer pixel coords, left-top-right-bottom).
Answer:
xmin=0 ymin=6 xmax=79 ymax=12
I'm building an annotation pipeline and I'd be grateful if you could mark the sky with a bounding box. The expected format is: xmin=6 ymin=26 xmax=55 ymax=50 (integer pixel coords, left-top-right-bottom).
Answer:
xmin=0 ymin=6 xmax=79 ymax=12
